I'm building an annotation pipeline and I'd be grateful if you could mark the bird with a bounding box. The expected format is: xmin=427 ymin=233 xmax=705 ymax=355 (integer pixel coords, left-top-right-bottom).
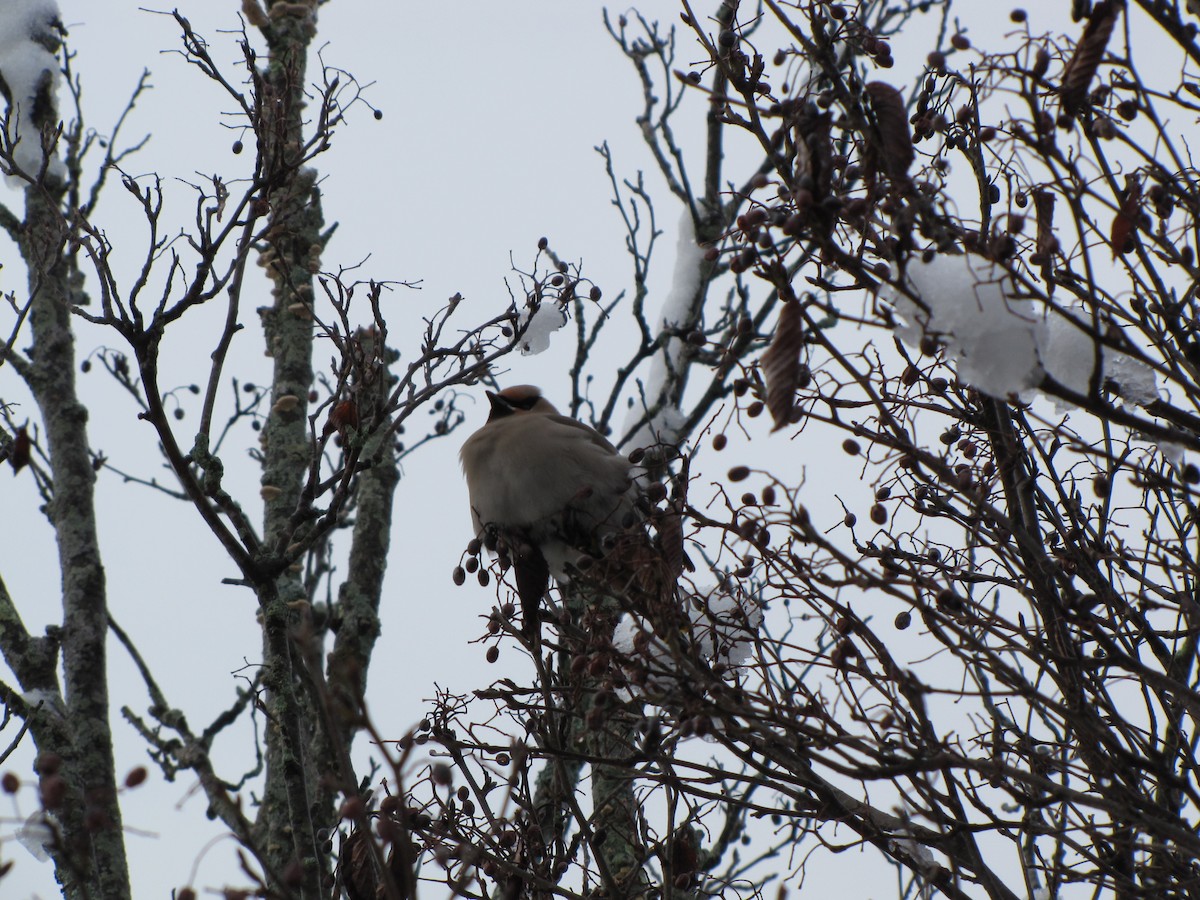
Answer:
xmin=459 ymin=385 xmax=640 ymax=639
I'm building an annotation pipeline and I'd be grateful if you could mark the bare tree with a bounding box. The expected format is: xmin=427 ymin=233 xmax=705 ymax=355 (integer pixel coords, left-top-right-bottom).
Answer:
xmin=373 ymin=2 xmax=1200 ymax=898
xmin=0 ymin=3 xmax=515 ymax=898
xmin=4 ymin=0 xmax=1200 ymax=898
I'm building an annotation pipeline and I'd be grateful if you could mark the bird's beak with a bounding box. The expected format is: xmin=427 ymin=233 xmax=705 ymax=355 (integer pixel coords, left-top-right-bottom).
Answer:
xmin=485 ymin=391 xmax=507 ymax=419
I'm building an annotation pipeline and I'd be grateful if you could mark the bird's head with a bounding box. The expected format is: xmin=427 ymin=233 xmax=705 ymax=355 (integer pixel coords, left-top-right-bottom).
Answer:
xmin=486 ymin=385 xmax=560 ymax=420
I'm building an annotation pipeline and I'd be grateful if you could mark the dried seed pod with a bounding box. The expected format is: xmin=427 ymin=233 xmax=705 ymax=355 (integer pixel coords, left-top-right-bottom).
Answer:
xmin=40 ymin=774 xmax=66 ymax=809
xmin=936 ymin=589 xmax=966 ymax=613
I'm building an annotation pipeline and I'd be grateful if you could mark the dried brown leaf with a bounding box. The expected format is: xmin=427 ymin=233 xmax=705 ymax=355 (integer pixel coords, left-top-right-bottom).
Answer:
xmin=337 ymin=828 xmax=376 ymax=900
xmin=1061 ymin=2 xmax=1119 ymax=117
xmin=1033 ymin=189 xmax=1058 ymax=261
xmin=761 ymin=297 xmax=804 ymax=432
xmin=322 ymin=399 xmax=359 ymax=438
xmin=8 ymin=426 xmax=30 ymax=474
xmin=864 ymin=81 xmax=914 ymax=180
xmin=654 ymin=506 xmax=687 ymax=580
xmin=793 ymin=104 xmax=833 ymax=198
xmin=1110 ymin=175 xmax=1141 ymax=257
xmin=667 ymin=826 xmax=702 ymax=885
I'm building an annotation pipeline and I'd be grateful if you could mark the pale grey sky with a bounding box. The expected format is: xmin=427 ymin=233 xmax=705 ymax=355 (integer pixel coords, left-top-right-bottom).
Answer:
xmin=1 ymin=3 xmax=715 ymax=895
xmin=0 ymin=2 xmax=1105 ymax=897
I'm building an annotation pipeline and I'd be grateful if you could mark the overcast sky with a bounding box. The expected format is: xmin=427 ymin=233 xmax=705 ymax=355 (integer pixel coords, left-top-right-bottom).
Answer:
xmin=0 ymin=3 xmax=723 ymax=895
xmin=0 ymin=1 xmax=1085 ymax=897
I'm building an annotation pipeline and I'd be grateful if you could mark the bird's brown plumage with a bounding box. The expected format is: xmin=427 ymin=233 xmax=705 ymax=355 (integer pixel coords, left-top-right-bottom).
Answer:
xmin=459 ymin=385 xmax=638 ymax=638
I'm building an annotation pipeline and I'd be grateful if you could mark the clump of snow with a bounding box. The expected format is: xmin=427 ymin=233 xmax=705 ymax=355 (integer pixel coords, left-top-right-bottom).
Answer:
xmin=515 ymin=300 xmax=567 ymax=355
xmin=890 ymin=836 xmax=940 ymax=878
xmin=0 ymin=0 xmax=65 ymax=184
xmin=892 ymin=254 xmax=1043 ymax=396
xmin=623 ymin=210 xmax=707 ymax=449
xmin=891 ymin=253 xmax=1157 ymax=408
xmin=21 ymin=687 xmax=64 ymax=717
xmin=660 ymin=210 xmax=706 ymax=347
xmin=16 ymin=811 xmax=55 ymax=861
xmin=613 ymin=586 xmax=762 ymax=702
xmin=1035 ymin=309 xmax=1097 ymax=401
xmin=1158 ymin=441 xmax=1186 ymax=465
xmin=1034 ymin=309 xmax=1160 ymax=411
xmin=1102 ymin=346 xmax=1158 ymax=406
xmin=696 ymin=587 xmax=763 ymax=666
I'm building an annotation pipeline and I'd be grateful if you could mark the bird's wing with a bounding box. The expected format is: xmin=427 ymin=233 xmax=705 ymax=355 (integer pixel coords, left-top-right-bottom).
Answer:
xmin=542 ymin=412 xmax=622 ymax=455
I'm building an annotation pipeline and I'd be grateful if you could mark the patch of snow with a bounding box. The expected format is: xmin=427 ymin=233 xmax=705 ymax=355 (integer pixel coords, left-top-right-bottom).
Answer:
xmin=1158 ymin=440 xmax=1186 ymax=465
xmin=696 ymin=587 xmax=763 ymax=666
xmin=659 ymin=210 xmax=706 ymax=334
xmin=0 ymin=0 xmax=65 ymax=184
xmin=613 ymin=586 xmax=762 ymax=703
xmin=623 ymin=210 xmax=706 ymax=448
xmin=21 ymin=687 xmax=63 ymax=717
xmin=891 ymin=254 xmax=1158 ymax=408
xmin=515 ymin=300 xmax=567 ymax=355
xmin=892 ymin=254 xmax=1043 ymax=397
xmin=891 ymin=836 xmax=939 ymax=877
xmin=1105 ymin=347 xmax=1159 ymax=406
xmin=1036 ymin=309 xmax=1100 ymax=405
xmin=16 ymin=811 xmax=55 ymax=861
xmin=1037 ymin=307 xmax=1159 ymax=409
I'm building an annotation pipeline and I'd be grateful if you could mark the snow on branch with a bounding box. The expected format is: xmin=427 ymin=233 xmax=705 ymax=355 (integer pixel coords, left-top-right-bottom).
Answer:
xmin=0 ymin=0 xmax=64 ymax=183
xmin=890 ymin=253 xmax=1156 ymax=408
xmin=515 ymin=300 xmax=567 ymax=356
xmin=624 ymin=209 xmax=705 ymax=449
xmin=613 ymin=586 xmax=762 ymax=704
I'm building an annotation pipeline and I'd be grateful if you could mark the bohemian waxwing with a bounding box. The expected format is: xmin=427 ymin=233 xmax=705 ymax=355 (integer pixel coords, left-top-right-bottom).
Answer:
xmin=459 ymin=385 xmax=639 ymax=637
